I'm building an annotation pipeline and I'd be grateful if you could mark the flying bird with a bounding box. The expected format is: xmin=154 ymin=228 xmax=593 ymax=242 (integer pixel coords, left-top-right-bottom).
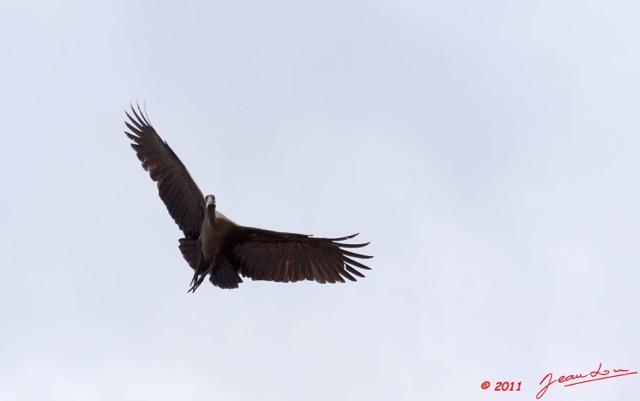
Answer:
xmin=124 ymin=104 xmax=372 ymax=291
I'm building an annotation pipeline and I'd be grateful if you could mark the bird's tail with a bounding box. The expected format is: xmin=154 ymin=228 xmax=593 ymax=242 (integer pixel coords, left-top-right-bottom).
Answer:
xmin=209 ymin=258 xmax=243 ymax=289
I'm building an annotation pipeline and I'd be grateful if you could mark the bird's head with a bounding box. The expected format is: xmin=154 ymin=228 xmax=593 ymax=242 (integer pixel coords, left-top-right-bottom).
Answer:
xmin=205 ymin=194 xmax=216 ymax=213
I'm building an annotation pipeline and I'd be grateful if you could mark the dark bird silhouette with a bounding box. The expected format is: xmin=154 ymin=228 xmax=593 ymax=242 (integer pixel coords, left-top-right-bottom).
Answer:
xmin=124 ymin=104 xmax=372 ymax=291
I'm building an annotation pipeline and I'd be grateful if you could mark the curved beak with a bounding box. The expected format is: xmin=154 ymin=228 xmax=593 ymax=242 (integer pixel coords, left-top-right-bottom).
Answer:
xmin=206 ymin=196 xmax=216 ymax=212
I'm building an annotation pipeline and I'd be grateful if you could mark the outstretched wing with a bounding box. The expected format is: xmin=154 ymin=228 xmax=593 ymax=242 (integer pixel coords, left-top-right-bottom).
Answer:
xmin=225 ymin=227 xmax=372 ymax=284
xmin=125 ymin=104 xmax=205 ymax=238
xmin=178 ymin=237 xmax=200 ymax=269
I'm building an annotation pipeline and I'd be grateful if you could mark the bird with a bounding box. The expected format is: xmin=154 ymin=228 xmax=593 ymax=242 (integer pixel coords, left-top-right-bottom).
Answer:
xmin=124 ymin=104 xmax=372 ymax=291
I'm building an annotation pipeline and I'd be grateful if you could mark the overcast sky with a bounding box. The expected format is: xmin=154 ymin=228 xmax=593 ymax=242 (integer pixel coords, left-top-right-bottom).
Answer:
xmin=1 ymin=1 xmax=639 ymax=400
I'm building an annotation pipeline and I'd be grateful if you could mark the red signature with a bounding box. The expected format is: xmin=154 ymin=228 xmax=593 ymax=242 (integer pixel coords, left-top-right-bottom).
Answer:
xmin=536 ymin=362 xmax=637 ymax=399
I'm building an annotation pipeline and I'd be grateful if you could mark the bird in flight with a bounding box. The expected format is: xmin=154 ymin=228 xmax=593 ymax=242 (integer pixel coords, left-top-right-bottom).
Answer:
xmin=124 ymin=104 xmax=372 ymax=291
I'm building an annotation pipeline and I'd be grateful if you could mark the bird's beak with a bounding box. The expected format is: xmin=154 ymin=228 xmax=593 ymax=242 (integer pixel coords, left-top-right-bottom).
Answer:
xmin=206 ymin=197 xmax=216 ymax=211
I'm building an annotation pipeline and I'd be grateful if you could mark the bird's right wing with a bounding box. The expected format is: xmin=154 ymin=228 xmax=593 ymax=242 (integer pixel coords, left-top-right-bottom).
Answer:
xmin=226 ymin=227 xmax=372 ymax=284
xmin=125 ymin=104 xmax=205 ymax=238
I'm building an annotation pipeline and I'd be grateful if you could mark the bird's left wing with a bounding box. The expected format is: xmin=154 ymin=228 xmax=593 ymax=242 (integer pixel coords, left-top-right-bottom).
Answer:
xmin=125 ymin=104 xmax=205 ymax=238
xmin=225 ymin=227 xmax=372 ymax=284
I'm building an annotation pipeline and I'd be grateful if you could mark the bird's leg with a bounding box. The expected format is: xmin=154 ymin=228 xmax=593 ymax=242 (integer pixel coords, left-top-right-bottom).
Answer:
xmin=188 ymin=253 xmax=212 ymax=293
xmin=188 ymin=271 xmax=206 ymax=293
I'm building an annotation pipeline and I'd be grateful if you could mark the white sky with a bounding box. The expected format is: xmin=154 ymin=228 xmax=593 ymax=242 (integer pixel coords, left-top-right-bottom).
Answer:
xmin=1 ymin=1 xmax=639 ymax=400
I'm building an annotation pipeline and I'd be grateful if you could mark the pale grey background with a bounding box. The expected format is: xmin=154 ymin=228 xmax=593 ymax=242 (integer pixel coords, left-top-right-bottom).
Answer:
xmin=1 ymin=1 xmax=639 ymax=400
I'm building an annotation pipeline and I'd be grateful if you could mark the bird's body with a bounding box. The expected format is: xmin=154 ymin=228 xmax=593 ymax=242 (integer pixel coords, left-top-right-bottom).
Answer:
xmin=199 ymin=210 xmax=228 ymax=265
xmin=124 ymin=104 xmax=372 ymax=291
xmin=199 ymin=200 xmax=233 ymax=268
